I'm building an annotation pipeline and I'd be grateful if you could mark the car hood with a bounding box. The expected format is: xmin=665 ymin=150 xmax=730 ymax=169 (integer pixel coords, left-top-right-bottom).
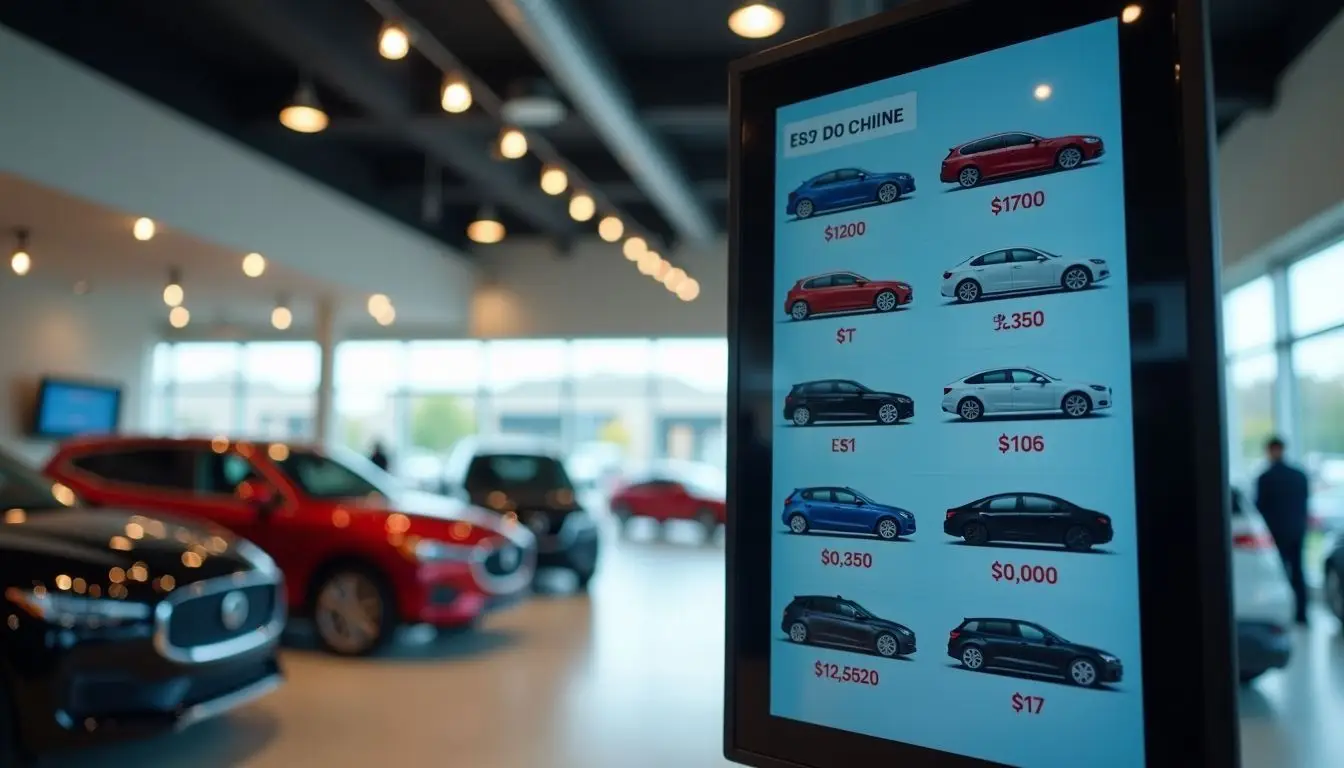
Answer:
xmin=355 ymin=490 xmax=538 ymax=549
xmin=869 ymin=618 xmax=913 ymax=634
xmin=872 ymin=504 xmax=913 ymax=517
xmin=870 ymin=391 xmax=909 ymax=399
xmin=1069 ymin=643 xmax=1118 ymax=659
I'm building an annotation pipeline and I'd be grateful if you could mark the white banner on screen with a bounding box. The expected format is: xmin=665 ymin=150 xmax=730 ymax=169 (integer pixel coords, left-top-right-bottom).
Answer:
xmin=780 ymin=92 xmax=917 ymax=158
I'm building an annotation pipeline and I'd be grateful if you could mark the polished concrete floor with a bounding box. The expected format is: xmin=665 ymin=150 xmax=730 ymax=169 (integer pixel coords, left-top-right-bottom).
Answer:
xmin=47 ymin=520 xmax=1344 ymax=768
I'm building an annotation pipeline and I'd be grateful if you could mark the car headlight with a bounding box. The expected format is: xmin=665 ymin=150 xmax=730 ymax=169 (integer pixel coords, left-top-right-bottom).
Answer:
xmin=1089 ymin=385 xmax=1108 ymax=391
xmin=896 ymin=396 xmax=912 ymax=403
xmin=5 ymin=587 xmax=151 ymax=624
xmin=1089 ymin=259 xmax=1105 ymax=264
xmin=1100 ymin=653 xmax=1119 ymax=663
xmin=1083 ymin=137 xmax=1101 ymax=143
xmin=411 ymin=539 xmax=478 ymax=563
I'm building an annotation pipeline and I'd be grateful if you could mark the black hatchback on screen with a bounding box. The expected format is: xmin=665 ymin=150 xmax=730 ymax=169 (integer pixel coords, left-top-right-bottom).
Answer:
xmin=781 ymin=595 xmax=916 ymax=658
xmin=943 ymin=492 xmax=1112 ymax=551
xmin=947 ymin=618 xmax=1122 ymax=687
xmin=783 ymin=379 xmax=914 ymax=427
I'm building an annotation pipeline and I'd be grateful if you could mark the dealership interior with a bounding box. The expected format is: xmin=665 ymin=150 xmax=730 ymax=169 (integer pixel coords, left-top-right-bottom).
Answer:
xmin=0 ymin=0 xmax=1342 ymax=766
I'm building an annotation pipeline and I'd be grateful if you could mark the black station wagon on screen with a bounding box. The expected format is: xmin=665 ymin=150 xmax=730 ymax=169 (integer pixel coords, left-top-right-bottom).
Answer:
xmin=781 ymin=595 xmax=916 ymax=658
xmin=943 ymin=492 xmax=1113 ymax=551
xmin=783 ymin=380 xmax=914 ymax=426
xmin=948 ymin=618 xmax=1122 ymax=687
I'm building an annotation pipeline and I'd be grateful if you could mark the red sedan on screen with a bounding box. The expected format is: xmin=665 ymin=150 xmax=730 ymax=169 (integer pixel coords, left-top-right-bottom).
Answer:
xmin=44 ymin=437 xmax=537 ymax=657
xmin=784 ymin=271 xmax=912 ymax=321
xmin=609 ymin=462 xmax=726 ymax=538
xmin=940 ymin=131 xmax=1104 ymax=188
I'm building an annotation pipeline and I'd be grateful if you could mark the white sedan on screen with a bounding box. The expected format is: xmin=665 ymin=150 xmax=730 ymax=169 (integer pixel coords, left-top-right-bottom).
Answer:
xmin=940 ymin=246 xmax=1110 ymax=303
xmin=941 ymin=367 xmax=1113 ymax=421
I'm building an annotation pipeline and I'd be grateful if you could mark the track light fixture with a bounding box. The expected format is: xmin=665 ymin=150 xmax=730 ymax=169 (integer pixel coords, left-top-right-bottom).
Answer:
xmin=441 ymin=73 xmax=472 ymax=113
xmin=162 ymin=268 xmax=184 ymax=307
xmin=378 ymin=22 xmax=411 ymax=60
xmin=10 ymin=229 xmax=31 ymax=276
xmin=540 ymin=166 xmax=568 ymax=195
xmin=271 ymin=295 xmax=293 ymax=330
xmin=467 ymin=206 xmax=506 ymax=244
xmin=280 ymin=78 xmax=329 ymax=133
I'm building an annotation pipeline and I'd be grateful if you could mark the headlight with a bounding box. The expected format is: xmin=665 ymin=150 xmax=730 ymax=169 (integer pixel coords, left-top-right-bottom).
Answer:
xmin=1083 ymin=137 xmax=1101 ymax=143
xmin=896 ymin=396 xmax=912 ymax=403
xmin=1089 ymin=385 xmax=1107 ymax=391
xmin=1100 ymin=653 xmax=1119 ymax=663
xmin=898 ymin=627 xmax=913 ymax=635
xmin=5 ymin=587 xmax=151 ymax=624
xmin=411 ymin=539 xmax=477 ymax=563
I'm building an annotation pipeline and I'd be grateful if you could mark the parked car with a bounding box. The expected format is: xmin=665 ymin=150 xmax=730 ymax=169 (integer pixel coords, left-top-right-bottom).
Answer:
xmin=444 ymin=438 xmax=599 ymax=590
xmin=947 ymin=618 xmax=1122 ymax=687
xmin=784 ymin=271 xmax=912 ymax=321
xmin=939 ymin=131 xmax=1104 ymax=188
xmin=1325 ymin=528 xmax=1344 ymax=627
xmin=940 ymin=247 xmax=1109 ymax=303
xmin=609 ymin=460 xmax=725 ymax=537
xmin=941 ymin=367 xmax=1111 ymax=421
xmin=0 ymin=448 xmax=283 ymax=763
xmin=943 ymin=492 xmax=1112 ymax=551
xmin=782 ymin=486 xmax=915 ymax=541
xmin=44 ymin=437 xmax=536 ymax=656
xmin=781 ymin=595 xmax=916 ymax=658
xmin=786 ymin=168 xmax=915 ymax=219
xmin=1231 ymin=489 xmax=1294 ymax=683
xmin=784 ymin=379 xmax=914 ymax=426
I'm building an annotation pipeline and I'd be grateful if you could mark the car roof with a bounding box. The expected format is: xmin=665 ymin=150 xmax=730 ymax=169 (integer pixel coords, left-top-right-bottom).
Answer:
xmin=798 ymin=270 xmax=861 ymax=282
xmin=957 ymin=131 xmax=1039 ymax=146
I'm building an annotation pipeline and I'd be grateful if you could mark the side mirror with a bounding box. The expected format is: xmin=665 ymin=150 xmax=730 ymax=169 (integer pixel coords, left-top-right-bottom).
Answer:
xmin=854 ymin=498 xmax=866 ymax=506
xmin=855 ymin=280 xmax=868 ymax=287
xmin=857 ymin=172 xmax=867 ymax=179
xmin=1037 ymin=254 xmax=1048 ymax=261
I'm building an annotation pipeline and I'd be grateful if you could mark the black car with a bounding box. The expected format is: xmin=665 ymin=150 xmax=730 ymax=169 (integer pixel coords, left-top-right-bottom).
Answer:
xmin=947 ymin=618 xmax=1121 ymax=687
xmin=943 ymin=492 xmax=1113 ymax=551
xmin=0 ymin=450 xmax=284 ymax=763
xmin=783 ymin=379 xmax=914 ymax=426
xmin=781 ymin=595 xmax=916 ymax=658
xmin=446 ymin=439 xmax=599 ymax=590
xmin=1325 ymin=531 xmax=1344 ymax=626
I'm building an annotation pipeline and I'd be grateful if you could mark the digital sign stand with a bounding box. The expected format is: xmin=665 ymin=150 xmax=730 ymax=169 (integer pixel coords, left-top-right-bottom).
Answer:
xmin=725 ymin=1 xmax=1238 ymax=766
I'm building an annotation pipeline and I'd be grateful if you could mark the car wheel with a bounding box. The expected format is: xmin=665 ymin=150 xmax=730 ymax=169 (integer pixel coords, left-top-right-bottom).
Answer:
xmin=1326 ymin=565 xmax=1344 ymax=623
xmin=698 ymin=507 xmax=719 ymax=540
xmin=790 ymin=300 xmax=810 ymax=321
xmin=1062 ymin=266 xmax=1092 ymax=291
xmin=961 ymin=646 xmax=985 ymax=670
xmin=1056 ymin=146 xmax=1084 ymax=170
xmin=788 ymin=621 xmax=809 ymax=643
xmin=963 ymin=522 xmax=989 ymax=546
xmin=876 ymin=182 xmax=900 ymax=203
xmin=313 ymin=566 xmax=397 ymax=656
xmin=1062 ymin=392 xmax=1092 ymax=418
xmin=875 ymin=632 xmax=900 ymax=658
xmin=876 ymin=402 xmax=901 ymax=425
xmin=955 ymin=279 xmax=981 ymax=303
xmin=957 ymin=166 xmax=981 ymax=188
xmin=1064 ymin=525 xmax=1095 ymax=551
xmin=788 ymin=513 xmax=809 ymax=534
xmin=1068 ymin=658 xmax=1099 ymax=687
xmin=874 ymin=290 xmax=898 ymax=312
xmin=957 ymin=397 xmax=984 ymax=421
xmin=791 ymin=406 xmax=812 ymax=426
xmin=795 ymin=199 xmax=815 ymax=218
xmin=876 ymin=518 xmax=901 ymax=541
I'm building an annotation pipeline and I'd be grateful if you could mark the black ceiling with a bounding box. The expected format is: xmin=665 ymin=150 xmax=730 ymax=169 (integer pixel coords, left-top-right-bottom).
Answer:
xmin=2 ymin=0 xmax=1337 ymax=255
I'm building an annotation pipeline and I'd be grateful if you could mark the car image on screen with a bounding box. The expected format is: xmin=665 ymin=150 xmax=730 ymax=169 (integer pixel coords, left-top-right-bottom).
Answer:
xmin=940 ymin=247 xmax=1109 ymax=303
xmin=939 ymin=131 xmax=1104 ymax=188
xmin=783 ymin=595 xmax=916 ymax=658
xmin=782 ymin=486 xmax=916 ymax=541
xmin=943 ymin=492 xmax=1113 ymax=551
xmin=784 ymin=379 xmax=914 ymax=426
xmin=784 ymin=271 xmax=913 ymax=320
xmin=941 ymin=367 xmax=1111 ymax=421
xmin=947 ymin=618 xmax=1122 ymax=688
xmin=786 ymin=168 xmax=915 ymax=219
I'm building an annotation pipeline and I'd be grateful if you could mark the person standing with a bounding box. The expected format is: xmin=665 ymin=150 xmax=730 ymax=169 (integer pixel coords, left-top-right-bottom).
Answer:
xmin=1255 ymin=436 xmax=1310 ymax=625
xmin=369 ymin=441 xmax=391 ymax=472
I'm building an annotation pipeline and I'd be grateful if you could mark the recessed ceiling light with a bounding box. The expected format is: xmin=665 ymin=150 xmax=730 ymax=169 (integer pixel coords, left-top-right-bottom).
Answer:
xmin=598 ymin=216 xmax=624 ymax=243
xmin=133 ymin=217 xmax=156 ymax=241
xmin=1033 ymin=83 xmax=1053 ymax=101
xmin=1121 ymin=5 xmax=1142 ymax=23
xmin=242 ymin=252 xmax=267 ymax=277
xmin=540 ymin=166 xmax=568 ymax=196
xmin=168 ymin=306 xmax=191 ymax=328
xmin=378 ymin=22 xmax=411 ymax=60
xmin=441 ymin=74 xmax=472 ymax=113
xmin=729 ymin=2 xmax=785 ymax=39
xmin=367 ymin=293 xmax=391 ymax=317
xmin=569 ymin=192 xmax=595 ymax=222
xmin=467 ymin=207 xmax=506 ymax=244
xmin=498 ymin=127 xmax=528 ymax=160
xmin=280 ymin=80 xmax=328 ymax=133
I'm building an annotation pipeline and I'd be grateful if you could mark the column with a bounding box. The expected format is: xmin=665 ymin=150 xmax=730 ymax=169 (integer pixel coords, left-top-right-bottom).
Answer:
xmin=314 ymin=296 xmax=337 ymax=446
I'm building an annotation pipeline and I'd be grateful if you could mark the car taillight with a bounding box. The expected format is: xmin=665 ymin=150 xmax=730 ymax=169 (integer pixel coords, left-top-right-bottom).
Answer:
xmin=1233 ymin=532 xmax=1275 ymax=550
xmin=1097 ymin=517 xmax=1110 ymax=526
xmin=945 ymin=509 xmax=956 ymax=520
xmin=785 ymin=394 xmax=795 ymax=404
xmin=784 ymin=491 xmax=796 ymax=505
xmin=943 ymin=387 xmax=952 ymax=395
xmin=942 ymin=271 xmax=952 ymax=279
xmin=948 ymin=630 xmax=960 ymax=640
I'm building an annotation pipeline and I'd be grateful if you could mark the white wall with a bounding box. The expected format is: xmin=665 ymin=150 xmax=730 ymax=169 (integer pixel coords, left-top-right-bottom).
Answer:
xmin=1219 ymin=11 xmax=1344 ymax=285
xmin=470 ymin=237 xmax=726 ymax=338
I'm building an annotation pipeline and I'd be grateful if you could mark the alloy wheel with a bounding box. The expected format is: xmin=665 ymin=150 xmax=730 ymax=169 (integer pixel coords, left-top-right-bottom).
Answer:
xmin=1064 ymin=267 xmax=1090 ymax=290
xmin=878 ymin=519 xmax=899 ymax=540
xmin=878 ymin=403 xmax=900 ymax=424
xmin=1058 ymin=148 xmax=1083 ymax=169
xmin=958 ymin=167 xmax=980 ymax=187
xmin=875 ymin=291 xmax=897 ymax=312
xmin=796 ymin=200 xmax=814 ymax=218
xmin=789 ymin=622 xmax=808 ymax=643
xmin=1070 ymin=659 xmax=1098 ymax=686
xmin=315 ymin=572 xmax=385 ymax=655
xmin=877 ymin=183 xmax=899 ymax=203
xmin=1063 ymin=394 xmax=1090 ymax=417
xmin=792 ymin=407 xmax=811 ymax=426
xmin=959 ymin=399 xmax=982 ymax=420
xmin=789 ymin=515 xmax=808 ymax=534
xmin=956 ymin=281 xmax=980 ymax=302
xmin=1065 ymin=526 xmax=1093 ymax=550
xmin=962 ymin=647 xmax=984 ymax=669
xmin=876 ymin=633 xmax=899 ymax=657
xmin=790 ymin=301 xmax=809 ymax=320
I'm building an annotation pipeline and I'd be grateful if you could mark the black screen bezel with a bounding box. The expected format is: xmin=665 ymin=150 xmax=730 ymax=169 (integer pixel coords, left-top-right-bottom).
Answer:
xmin=725 ymin=1 xmax=1238 ymax=766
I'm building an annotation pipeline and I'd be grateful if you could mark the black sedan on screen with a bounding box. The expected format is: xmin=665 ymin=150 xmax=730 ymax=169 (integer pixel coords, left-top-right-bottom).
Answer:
xmin=0 ymin=450 xmax=284 ymax=763
xmin=782 ymin=379 xmax=914 ymax=426
xmin=943 ymin=492 xmax=1112 ymax=551
xmin=781 ymin=594 xmax=916 ymax=658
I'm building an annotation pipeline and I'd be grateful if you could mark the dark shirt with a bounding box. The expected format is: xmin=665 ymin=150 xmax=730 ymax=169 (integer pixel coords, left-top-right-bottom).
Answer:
xmin=369 ymin=450 xmax=390 ymax=471
xmin=1255 ymin=461 xmax=1309 ymax=541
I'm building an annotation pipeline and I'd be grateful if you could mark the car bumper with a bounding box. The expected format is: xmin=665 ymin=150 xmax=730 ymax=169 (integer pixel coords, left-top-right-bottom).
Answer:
xmin=898 ymin=178 xmax=916 ymax=194
xmin=939 ymin=168 xmax=957 ymax=183
xmin=409 ymin=547 xmax=536 ymax=626
xmin=940 ymin=394 xmax=958 ymax=413
xmin=899 ymin=636 xmax=917 ymax=654
xmin=940 ymin=281 xmax=958 ymax=298
xmin=894 ymin=401 xmax=915 ymax=420
xmin=1099 ymin=661 xmax=1124 ymax=683
xmin=1087 ymin=144 xmax=1105 ymax=159
xmin=1237 ymin=620 xmax=1291 ymax=676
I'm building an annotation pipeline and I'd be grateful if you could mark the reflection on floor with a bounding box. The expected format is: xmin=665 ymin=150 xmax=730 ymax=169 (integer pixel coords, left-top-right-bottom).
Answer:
xmin=46 ymin=521 xmax=1344 ymax=768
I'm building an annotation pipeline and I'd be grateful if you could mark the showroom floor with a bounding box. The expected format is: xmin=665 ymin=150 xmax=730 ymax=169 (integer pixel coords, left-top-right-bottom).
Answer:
xmin=48 ymin=522 xmax=1344 ymax=768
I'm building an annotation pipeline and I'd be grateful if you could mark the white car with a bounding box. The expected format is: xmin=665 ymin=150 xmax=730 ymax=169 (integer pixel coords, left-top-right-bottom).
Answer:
xmin=1230 ymin=489 xmax=1293 ymax=683
xmin=941 ymin=366 xmax=1112 ymax=421
xmin=940 ymin=246 xmax=1110 ymax=303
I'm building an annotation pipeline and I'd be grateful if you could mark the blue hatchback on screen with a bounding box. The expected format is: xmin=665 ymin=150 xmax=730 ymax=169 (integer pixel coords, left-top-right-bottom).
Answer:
xmin=782 ymin=486 xmax=916 ymax=541
xmin=786 ymin=168 xmax=915 ymax=219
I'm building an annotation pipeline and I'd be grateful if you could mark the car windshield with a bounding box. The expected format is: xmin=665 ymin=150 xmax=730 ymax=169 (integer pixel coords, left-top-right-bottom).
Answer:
xmin=0 ymin=451 xmax=78 ymax=509
xmin=271 ymin=448 xmax=395 ymax=500
xmin=466 ymin=454 xmax=576 ymax=496
xmin=1043 ymin=250 xmax=1063 ymax=258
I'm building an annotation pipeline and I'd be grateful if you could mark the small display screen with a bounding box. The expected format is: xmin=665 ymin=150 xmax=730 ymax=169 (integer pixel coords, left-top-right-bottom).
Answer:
xmin=34 ymin=379 xmax=121 ymax=437
xmin=769 ymin=19 xmax=1142 ymax=767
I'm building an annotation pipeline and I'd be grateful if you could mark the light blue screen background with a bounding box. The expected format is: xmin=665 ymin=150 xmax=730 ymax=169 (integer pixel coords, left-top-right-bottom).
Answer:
xmin=769 ymin=20 xmax=1145 ymax=768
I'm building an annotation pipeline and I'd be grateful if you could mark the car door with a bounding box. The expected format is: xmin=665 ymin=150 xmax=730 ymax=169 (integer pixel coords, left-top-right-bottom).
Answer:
xmin=67 ymin=446 xmax=204 ymax=519
xmin=809 ymin=598 xmax=848 ymax=643
xmin=971 ymin=135 xmax=1015 ymax=176
xmin=826 ymin=273 xmax=867 ymax=311
xmin=810 ymin=172 xmax=842 ymax=208
xmin=977 ymin=619 xmax=1023 ymax=667
xmin=193 ymin=448 xmax=283 ymax=551
xmin=1015 ymin=622 xmax=1067 ymax=673
xmin=829 ymin=488 xmax=868 ymax=532
xmin=808 ymin=381 xmax=846 ymax=419
xmin=832 ymin=381 xmax=867 ymax=417
xmin=831 ymin=169 xmax=867 ymax=204
xmin=970 ymin=250 xmax=1012 ymax=294
xmin=1020 ymin=494 xmax=1070 ymax=544
xmin=802 ymin=275 xmax=839 ymax=312
xmin=996 ymin=133 xmax=1040 ymax=174
xmin=832 ymin=600 xmax=868 ymax=646
xmin=981 ymin=495 xmax=1024 ymax=539
xmin=1009 ymin=249 xmax=1052 ymax=290
xmin=975 ymin=369 xmax=1014 ymax=413
xmin=1009 ymin=369 xmax=1054 ymax=412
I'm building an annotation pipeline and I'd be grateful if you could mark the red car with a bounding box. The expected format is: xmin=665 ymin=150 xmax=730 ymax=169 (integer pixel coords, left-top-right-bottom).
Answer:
xmin=940 ymin=131 xmax=1104 ymax=188
xmin=44 ymin=437 xmax=537 ymax=656
xmin=609 ymin=462 xmax=726 ymax=538
xmin=784 ymin=271 xmax=912 ymax=321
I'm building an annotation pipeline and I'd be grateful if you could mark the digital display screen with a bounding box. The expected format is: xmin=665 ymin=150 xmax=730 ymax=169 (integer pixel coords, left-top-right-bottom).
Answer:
xmin=769 ymin=20 xmax=1142 ymax=767
xmin=34 ymin=379 xmax=121 ymax=438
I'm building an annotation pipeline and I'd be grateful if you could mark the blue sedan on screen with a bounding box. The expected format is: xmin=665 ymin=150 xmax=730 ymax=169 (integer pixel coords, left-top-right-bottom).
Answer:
xmin=782 ymin=486 xmax=916 ymax=541
xmin=786 ymin=168 xmax=915 ymax=219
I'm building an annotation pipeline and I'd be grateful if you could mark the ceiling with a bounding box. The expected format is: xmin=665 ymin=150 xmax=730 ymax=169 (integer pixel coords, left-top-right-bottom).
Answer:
xmin=1 ymin=0 xmax=1337 ymax=254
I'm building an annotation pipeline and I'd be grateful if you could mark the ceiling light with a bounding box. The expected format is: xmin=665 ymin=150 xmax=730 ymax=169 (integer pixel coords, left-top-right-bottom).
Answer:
xmin=279 ymin=79 xmax=329 ymax=133
xmin=598 ymin=216 xmax=624 ymax=242
xmin=1033 ymin=83 xmax=1053 ymax=101
xmin=498 ymin=127 xmax=528 ymax=160
xmin=242 ymin=252 xmax=266 ymax=277
xmin=676 ymin=277 xmax=701 ymax=302
xmin=662 ymin=267 xmax=686 ymax=291
xmin=569 ymin=191 xmax=595 ymax=222
xmin=168 ymin=306 xmax=190 ymax=328
xmin=367 ymin=293 xmax=391 ymax=317
xmin=132 ymin=217 xmax=156 ymax=241
xmin=271 ymin=299 xmax=293 ymax=331
xmin=653 ymin=258 xmax=671 ymax=280
xmin=540 ymin=166 xmax=569 ymax=195
xmin=501 ymin=78 xmax=566 ymax=128
xmin=163 ymin=269 xmax=183 ymax=307
xmin=637 ymin=250 xmax=661 ymax=276
xmin=378 ymin=22 xmax=411 ymax=60
xmin=375 ymin=305 xmax=396 ymax=326
xmin=729 ymin=2 xmax=785 ymax=39
xmin=622 ymin=236 xmax=647 ymax=262
xmin=1121 ymin=4 xmax=1142 ymax=23
xmin=10 ymin=229 xmax=31 ymax=276
xmin=467 ymin=206 xmax=506 ymax=244
xmin=441 ymin=74 xmax=472 ymax=113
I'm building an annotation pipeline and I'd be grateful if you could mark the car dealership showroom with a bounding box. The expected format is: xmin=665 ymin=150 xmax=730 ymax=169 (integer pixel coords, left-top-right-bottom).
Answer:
xmin=0 ymin=0 xmax=1342 ymax=766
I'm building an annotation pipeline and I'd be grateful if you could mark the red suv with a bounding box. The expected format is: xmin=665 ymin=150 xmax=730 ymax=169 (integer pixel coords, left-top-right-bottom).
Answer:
xmin=44 ymin=437 xmax=537 ymax=656
xmin=940 ymin=131 xmax=1104 ymax=188
xmin=784 ymin=271 xmax=912 ymax=321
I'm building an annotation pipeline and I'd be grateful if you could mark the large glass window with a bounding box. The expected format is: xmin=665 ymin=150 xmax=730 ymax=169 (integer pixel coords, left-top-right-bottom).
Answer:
xmin=1287 ymin=239 xmax=1344 ymax=337
xmin=484 ymin=340 xmax=568 ymax=445
xmin=1227 ymin=353 xmax=1277 ymax=480
xmin=152 ymin=341 xmax=320 ymax=440
xmin=1223 ymin=276 xmax=1275 ymax=355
